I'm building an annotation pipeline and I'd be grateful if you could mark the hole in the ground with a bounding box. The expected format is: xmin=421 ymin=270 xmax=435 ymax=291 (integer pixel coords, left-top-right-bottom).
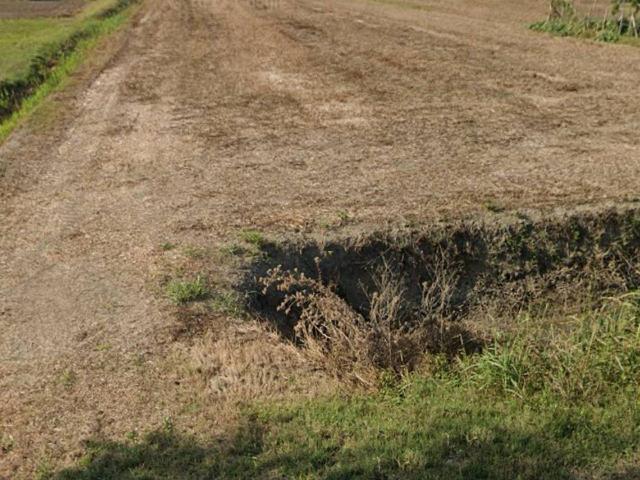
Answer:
xmin=242 ymin=205 xmax=640 ymax=383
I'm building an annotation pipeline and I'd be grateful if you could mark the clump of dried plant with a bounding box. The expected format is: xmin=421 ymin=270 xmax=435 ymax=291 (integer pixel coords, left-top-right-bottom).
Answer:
xmin=259 ymin=252 xmax=465 ymax=387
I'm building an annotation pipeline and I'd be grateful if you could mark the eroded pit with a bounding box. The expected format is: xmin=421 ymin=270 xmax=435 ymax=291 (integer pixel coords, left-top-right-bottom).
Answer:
xmin=244 ymin=204 xmax=640 ymax=383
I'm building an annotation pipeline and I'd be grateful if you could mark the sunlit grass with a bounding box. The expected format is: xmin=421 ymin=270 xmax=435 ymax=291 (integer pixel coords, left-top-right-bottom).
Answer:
xmin=55 ymin=292 xmax=640 ymax=479
xmin=0 ymin=0 xmax=137 ymax=143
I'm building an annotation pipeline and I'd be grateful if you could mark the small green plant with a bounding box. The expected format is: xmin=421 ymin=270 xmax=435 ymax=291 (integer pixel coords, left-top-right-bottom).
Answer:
xmin=317 ymin=217 xmax=333 ymax=229
xmin=210 ymin=290 xmax=244 ymax=317
xmin=239 ymin=229 xmax=266 ymax=248
xmin=35 ymin=458 xmax=53 ymax=480
xmin=318 ymin=210 xmax=354 ymax=230
xmin=336 ymin=210 xmax=351 ymax=225
xmin=58 ymin=369 xmax=77 ymax=389
xmin=162 ymin=416 xmax=174 ymax=434
xmin=532 ymin=0 xmax=640 ymax=42
xmin=166 ymin=276 xmax=210 ymax=304
xmin=95 ymin=342 xmax=112 ymax=352
xmin=160 ymin=242 xmax=176 ymax=251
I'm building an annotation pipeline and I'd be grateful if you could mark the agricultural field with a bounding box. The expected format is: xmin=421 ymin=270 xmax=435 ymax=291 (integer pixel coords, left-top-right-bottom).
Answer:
xmin=0 ymin=0 xmax=124 ymax=81
xmin=1 ymin=0 xmax=640 ymax=478
xmin=0 ymin=0 xmax=87 ymax=19
xmin=0 ymin=18 xmax=78 ymax=82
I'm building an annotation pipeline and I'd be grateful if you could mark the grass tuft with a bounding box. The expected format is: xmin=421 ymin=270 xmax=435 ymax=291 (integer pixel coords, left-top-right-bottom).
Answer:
xmin=239 ymin=229 xmax=266 ymax=248
xmin=220 ymin=243 xmax=246 ymax=257
xmin=161 ymin=242 xmax=177 ymax=251
xmin=182 ymin=246 xmax=212 ymax=260
xmin=166 ymin=276 xmax=210 ymax=305
xmin=58 ymin=369 xmax=77 ymax=389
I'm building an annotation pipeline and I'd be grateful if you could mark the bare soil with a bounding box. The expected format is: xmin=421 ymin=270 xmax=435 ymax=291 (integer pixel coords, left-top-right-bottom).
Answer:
xmin=1 ymin=0 xmax=640 ymax=476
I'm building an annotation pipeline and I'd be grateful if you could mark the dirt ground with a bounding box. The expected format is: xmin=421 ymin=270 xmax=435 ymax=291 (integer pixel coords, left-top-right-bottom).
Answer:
xmin=0 ymin=0 xmax=87 ymax=19
xmin=1 ymin=0 xmax=640 ymax=476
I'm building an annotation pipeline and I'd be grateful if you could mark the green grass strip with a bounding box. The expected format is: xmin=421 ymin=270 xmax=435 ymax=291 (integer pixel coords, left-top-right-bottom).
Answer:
xmin=0 ymin=0 xmax=138 ymax=144
xmin=531 ymin=17 xmax=640 ymax=45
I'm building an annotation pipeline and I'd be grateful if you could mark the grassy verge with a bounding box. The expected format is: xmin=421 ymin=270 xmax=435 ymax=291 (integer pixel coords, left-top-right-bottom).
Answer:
xmin=531 ymin=17 xmax=640 ymax=44
xmin=52 ymin=293 xmax=640 ymax=479
xmin=530 ymin=0 xmax=640 ymax=45
xmin=0 ymin=19 xmax=78 ymax=81
xmin=0 ymin=0 xmax=138 ymax=143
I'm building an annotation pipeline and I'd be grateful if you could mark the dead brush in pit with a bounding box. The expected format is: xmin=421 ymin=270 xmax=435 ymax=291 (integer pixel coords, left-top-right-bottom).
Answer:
xmin=259 ymin=254 xmax=469 ymax=387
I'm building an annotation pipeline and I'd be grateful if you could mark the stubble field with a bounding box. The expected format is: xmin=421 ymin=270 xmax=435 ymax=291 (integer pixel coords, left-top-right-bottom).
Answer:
xmin=1 ymin=0 xmax=640 ymax=477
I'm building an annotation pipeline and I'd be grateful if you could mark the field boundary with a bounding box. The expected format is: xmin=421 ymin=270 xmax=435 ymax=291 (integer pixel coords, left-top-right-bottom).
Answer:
xmin=0 ymin=0 xmax=139 ymax=143
xmin=246 ymin=203 xmax=640 ymax=382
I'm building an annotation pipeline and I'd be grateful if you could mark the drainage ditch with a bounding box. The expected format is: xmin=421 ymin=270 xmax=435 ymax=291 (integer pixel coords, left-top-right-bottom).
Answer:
xmin=243 ymin=204 xmax=640 ymax=382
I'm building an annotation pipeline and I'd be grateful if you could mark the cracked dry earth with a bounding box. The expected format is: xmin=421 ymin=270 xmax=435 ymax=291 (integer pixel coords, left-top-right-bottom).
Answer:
xmin=1 ymin=0 xmax=640 ymax=476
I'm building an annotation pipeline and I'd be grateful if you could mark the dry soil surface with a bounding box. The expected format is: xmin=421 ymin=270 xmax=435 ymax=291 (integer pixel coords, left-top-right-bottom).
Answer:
xmin=1 ymin=0 xmax=640 ymax=476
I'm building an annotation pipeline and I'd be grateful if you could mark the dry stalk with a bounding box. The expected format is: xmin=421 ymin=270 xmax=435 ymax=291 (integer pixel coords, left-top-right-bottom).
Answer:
xmin=259 ymin=249 xmax=464 ymax=386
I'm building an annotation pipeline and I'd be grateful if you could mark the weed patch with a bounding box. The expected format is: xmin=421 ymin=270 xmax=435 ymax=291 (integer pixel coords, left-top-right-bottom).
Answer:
xmin=465 ymin=293 xmax=640 ymax=400
xmin=167 ymin=276 xmax=210 ymax=305
xmin=531 ymin=0 xmax=640 ymax=44
xmin=239 ymin=229 xmax=266 ymax=248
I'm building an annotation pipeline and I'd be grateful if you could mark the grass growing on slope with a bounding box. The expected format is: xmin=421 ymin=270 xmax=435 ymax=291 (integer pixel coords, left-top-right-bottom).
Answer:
xmin=0 ymin=0 xmax=138 ymax=143
xmin=531 ymin=0 xmax=640 ymax=45
xmin=0 ymin=0 xmax=126 ymax=82
xmin=0 ymin=19 xmax=78 ymax=82
xmin=530 ymin=16 xmax=640 ymax=43
xmin=54 ymin=293 xmax=640 ymax=479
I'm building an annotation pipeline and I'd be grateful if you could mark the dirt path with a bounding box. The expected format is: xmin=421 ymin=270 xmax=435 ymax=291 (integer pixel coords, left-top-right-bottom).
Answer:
xmin=1 ymin=0 xmax=640 ymax=476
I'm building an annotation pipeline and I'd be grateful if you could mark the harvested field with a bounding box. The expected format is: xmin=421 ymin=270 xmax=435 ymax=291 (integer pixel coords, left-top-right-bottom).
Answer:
xmin=1 ymin=0 xmax=640 ymax=477
xmin=0 ymin=0 xmax=130 ymax=83
xmin=2 ymin=0 xmax=640 ymax=221
xmin=0 ymin=0 xmax=88 ymax=19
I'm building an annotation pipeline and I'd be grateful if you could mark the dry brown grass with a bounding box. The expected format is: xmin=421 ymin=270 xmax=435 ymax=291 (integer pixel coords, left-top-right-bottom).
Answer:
xmin=258 ymin=252 xmax=469 ymax=386
xmin=187 ymin=321 xmax=333 ymax=401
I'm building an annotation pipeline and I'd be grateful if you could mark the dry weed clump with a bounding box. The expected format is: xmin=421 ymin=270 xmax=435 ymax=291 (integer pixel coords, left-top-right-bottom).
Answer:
xmin=259 ymin=254 xmax=465 ymax=386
